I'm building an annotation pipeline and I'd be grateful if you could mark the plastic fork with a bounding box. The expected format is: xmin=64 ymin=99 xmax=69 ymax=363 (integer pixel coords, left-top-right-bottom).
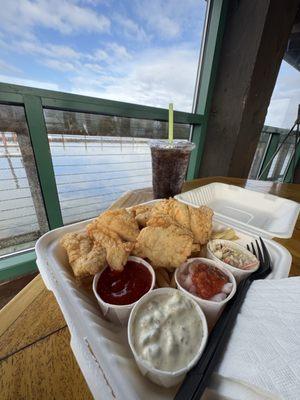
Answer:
xmin=175 ymin=238 xmax=272 ymax=400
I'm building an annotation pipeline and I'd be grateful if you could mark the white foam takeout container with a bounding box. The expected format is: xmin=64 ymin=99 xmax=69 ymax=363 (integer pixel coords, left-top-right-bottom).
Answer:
xmin=175 ymin=182 xmax=300 ymax=239
xmin=36 ymin=183 xmax=296 ymax=400
xmin=175 ymin=258 xmax=236 ymax=330
xmin=127 ymin=288 xmax=208 ymax=388
xmin=93 ymin=256 xmax=155 ymax=326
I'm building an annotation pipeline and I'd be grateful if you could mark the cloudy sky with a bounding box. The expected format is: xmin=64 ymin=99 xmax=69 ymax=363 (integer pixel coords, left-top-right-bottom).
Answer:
xmin=0 ymin=0 xmax=299 ymax=126
xmin=265 ymin=60 xmax=300 ymax=129
xmin=0 ymin=0 xmax=206 ymax=112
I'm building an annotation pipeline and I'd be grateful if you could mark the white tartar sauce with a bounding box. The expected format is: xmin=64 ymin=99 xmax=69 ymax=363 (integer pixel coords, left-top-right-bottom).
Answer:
xmin=131 ymin=291 xmax=203 ymax=372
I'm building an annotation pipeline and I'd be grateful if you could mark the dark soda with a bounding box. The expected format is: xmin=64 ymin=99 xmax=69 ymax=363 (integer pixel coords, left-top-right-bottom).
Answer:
xmin=150 ymin=140 xmax=195 ymax=199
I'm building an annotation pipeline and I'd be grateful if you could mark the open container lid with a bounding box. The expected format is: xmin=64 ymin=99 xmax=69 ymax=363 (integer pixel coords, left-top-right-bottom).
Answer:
xmin=175 ymin=182 xmax=300 ymax=239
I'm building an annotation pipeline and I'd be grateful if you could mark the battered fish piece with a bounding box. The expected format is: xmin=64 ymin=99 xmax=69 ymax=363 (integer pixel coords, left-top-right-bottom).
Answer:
xmin=87 ymin=224 xmax=133 ymax=271
xmin=146 ymin=213 xmax=192 ymax=238
xmin=92 ymin=208 xmax=139 ymax=242
xmin=151 ymin=199 xmax=213 ymax=244
xmin=130 ymin=204 xmax=151 ymax=216
xmin=152 ymin=199 xmax=191 ymax=230
xmin=130 ymin=204 xmax=152 ymax=228
xmin=133 ymin=224 xmax=193 ymax=268
xmin=188 ymin=205 xmax=213 ymax=244
xmin=146 ymin=212 xmax=176 ymax=228
xmin=60 ymin=232 xmax=106 ymax=280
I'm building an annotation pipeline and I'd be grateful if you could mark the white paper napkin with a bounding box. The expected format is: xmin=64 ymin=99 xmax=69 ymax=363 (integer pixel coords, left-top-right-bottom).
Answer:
xmin=212 ymin=277 xmax=300 ymax=400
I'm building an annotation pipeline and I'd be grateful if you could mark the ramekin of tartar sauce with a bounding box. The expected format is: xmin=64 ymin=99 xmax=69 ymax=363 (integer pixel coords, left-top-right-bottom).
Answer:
xmin=207 ymin=239 xmax=259 ymax=283
xmin=93 ymin=256 xmax=155 ymax=326
xmin=175 ymin=258 xmax=236 ymax=330
xmin=128 ymin=288 xmax=208 ymax=388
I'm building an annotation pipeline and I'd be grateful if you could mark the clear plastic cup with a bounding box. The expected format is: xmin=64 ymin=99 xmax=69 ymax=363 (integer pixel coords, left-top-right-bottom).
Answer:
xmin=149 ymin=139 xmax=195 ymax=199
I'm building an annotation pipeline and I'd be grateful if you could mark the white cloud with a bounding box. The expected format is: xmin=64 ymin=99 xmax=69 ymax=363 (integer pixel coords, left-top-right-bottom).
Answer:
xmin=91 ymin=49 xmax=109 ymax=61
xmin=9 ymin=35 xmax=133 ymax=67
xmin=16 ymin=40 xmax=83 ymax=60
xmin=42 ymin=59 xmax=76 ymax=72
xmin=0 ymin=74 xmax=60 ymax=90
xmin=136 ymin=1 xmax=180 ymax=39
xmin=70 ymin=46 xmax=199 ymax=111
xmin=0 ymin=0 xmax=110 ymax=37
xmin=0 ymin=60 xmax=21 ymax=74
xmin=84 ymin=63 xmax=103 ymax=74
xmin=45 ymin=44 xmax=82 ymax=59
xmin=135 ymin=0 xmax=204 ymax=40
xmin=107 ymin=43 xmax=131 ymax=60
xmin=113 ymin=14 xmax=149 ymax=42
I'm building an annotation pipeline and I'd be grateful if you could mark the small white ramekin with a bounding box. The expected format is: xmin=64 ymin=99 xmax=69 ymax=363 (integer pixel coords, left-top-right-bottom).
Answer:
xmin=93 ymin=256 xmax=155 ymax=326
xmin=127 ymin=287 xmax=208 ymax=388
xmin=175 ymin=258 xmax=236 ymax=330
xmin=207 ymin=239 xmax=259 ymax=283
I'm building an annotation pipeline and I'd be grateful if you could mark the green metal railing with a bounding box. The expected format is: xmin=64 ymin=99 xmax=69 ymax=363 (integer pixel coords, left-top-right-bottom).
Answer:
xmin=0 ymin=0 xmax=228 ymax=281
xmin=254 ymin=125 xmax=300 ymax=182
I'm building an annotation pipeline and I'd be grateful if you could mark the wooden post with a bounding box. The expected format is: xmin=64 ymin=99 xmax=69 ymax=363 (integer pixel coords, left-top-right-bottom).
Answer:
xmin=198 ymin=0 xmax=300 ymax=178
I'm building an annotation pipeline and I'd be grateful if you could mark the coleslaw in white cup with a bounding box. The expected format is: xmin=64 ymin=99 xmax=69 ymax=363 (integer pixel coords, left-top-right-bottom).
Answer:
xmin=207 ymin=239 xmax=259 ymax=283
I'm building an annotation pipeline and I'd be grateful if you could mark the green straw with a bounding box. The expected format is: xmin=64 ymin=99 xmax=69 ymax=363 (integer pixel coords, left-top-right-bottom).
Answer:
xmin=168 ymin=103 xmax=173 ymax=144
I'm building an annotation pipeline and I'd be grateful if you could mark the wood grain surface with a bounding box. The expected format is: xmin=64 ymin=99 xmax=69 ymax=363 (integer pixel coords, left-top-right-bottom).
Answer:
xmin=0 ymin=177 xmax=299 ymax=400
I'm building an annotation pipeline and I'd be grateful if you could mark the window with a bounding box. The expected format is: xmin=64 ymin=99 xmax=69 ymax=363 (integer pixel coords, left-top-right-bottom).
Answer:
xmin=44 ymin=109 xmax=190 ymax=224
xmin=0 ymin=105 xmax=48 ymax=256
xmin=250 ymin=58 xmax=300 ymax=181
xmin=0 ymin=1 xmax=207 ymax=112
xmin=265 ymin=60 xmax=300 ymax=129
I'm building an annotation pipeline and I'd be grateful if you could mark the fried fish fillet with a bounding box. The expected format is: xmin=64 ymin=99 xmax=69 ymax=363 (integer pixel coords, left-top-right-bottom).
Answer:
xmin=188 ymin=205 xmax=213 ymax=244
xmin=87 ymin=224 xmax=133 ymax=271
xmin=146 ymin=213 xmax=193 ymax=239
xmin=146 ymin=212 xmax=176 ymax=229
xmin=151 ymin=199 xmax=213 ymax=244
xmin=92 ymin=208 xmax=140 ymax=242
xmin=133 ymin=224 xmax=193 ymax=268
xmin=130 ymin=204 xmax=152 ymax=228
xmin=60 ymin=232 xmax=106 ymax=280
xmin=152 ymin=199 xmax=191 ymax=230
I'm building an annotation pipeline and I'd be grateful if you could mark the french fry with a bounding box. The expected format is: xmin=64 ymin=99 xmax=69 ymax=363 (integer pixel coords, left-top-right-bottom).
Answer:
xmin=211 ymin=228 xmax=239 ymax=241
xmin=157 ymin=267 xmax=170 ymax=283
xmin=159 ymin=268 xmax=170 ymax=283
xmin=191 ymin=243 xmax=201 ymax=252
xmin=231 ymin=235 xmax=239 ymax=240
xmin=211 ymin=229 xmax=227 ymax=239
xmin=170 ymin=272 xmax=176 ymax=288
xmin=223 ymin=229 xmax=235 ymax=239
xmin=222 ymin=229 xmax=239 ymax=240
xmin=156 ymin=270 xmax=170 ymax=288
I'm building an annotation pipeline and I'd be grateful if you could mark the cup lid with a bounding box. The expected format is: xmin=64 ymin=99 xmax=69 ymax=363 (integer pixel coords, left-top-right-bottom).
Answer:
xmin=149 ymin=139 xmax=195 ymax=150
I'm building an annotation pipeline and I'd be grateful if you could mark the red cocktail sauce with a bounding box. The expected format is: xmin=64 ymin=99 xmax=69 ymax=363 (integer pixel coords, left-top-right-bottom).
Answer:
xmin=191 ymin=262 xmax=228 ymax=300
xmin=97 ymin=261 xmax=152 ymax=305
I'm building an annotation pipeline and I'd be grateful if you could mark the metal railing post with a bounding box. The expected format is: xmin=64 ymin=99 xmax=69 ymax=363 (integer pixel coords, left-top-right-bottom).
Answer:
xmin=23 ymin=95 xmax=63 ymax=229
xmin=258 ymin=133 xmax=280 ymax=180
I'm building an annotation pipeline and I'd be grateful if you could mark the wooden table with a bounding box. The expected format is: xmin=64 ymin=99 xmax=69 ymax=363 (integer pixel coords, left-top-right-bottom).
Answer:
xmin=1 ymin=177 xmax=299 ymax=400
